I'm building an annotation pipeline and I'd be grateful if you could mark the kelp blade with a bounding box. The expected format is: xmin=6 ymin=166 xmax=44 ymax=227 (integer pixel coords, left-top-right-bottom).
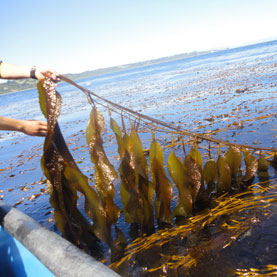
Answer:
xmin=126 ymin=129 xmax=154 ymax=231
xmin=86 ymin=106 xmax=120 ymax=226
xmin=149 ymin=140 xmax=173 ymax=224
xmin=167 ymin=151 xmax=192 ymax=217
xmin=243 ymin=149 xmax=258 ymax=182
xmin=224 ymin=146 xmax=242 ymax=176
xmin=38 ymin=79 xmax=97 ymax=247
xmin=183 ymin=154 xmax=207 ymax=206
xmin=216 ymin=155 xmax=231 ymax=192
xmin=203 ymin=159 xmax=218 ymax=194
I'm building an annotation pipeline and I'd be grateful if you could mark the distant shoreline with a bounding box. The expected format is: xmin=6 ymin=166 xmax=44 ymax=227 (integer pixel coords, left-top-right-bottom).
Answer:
xmin=1 ymin=39 xmax=276 ymax=95
xmin=0 ymin=50 xmax=213 ymax=95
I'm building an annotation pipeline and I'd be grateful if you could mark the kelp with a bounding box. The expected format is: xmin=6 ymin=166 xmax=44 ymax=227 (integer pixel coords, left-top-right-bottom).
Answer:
xmin=36 ymin=77 xmax=276 ymax=273
xmin=110 ymin=119 xmax=140 ymax=225
xmin=38 ymin=79 xmax=95 ymax=247
xmin=86 ymin=106 xmax=129 ymax=259
xmin=86 ymin=106 xmax=120 ymax=227
xmin=167 ymin=151 xmax=193 ymax=217
xmin=257 ymin=154 xmax=270 ymax=181
xmin=110 ymin=118 xmax=133 ymax=223
xmin=203 ymin=159 xmax=218 ymax=195
xmin=149 ymin=139 xmax=173 ymax=224
xmin=216 ymin=155 xmax=232 ymax=192
xmin=184 ymin=145 xmax=208 ymax=207
xmin=111 ymin=121 xmax=154 ymax=232
xmin=110 ymin=181 xmax=277 ymax=274
xmin=243 ymin=149 xmax=258 ymax=182
xmin=63 ymin=165 xmax=111 ymax=245
xmin=38 ymin=78 xmax=111 ymax=247
xmin=225 ymin=146 xmax=242 ymax=176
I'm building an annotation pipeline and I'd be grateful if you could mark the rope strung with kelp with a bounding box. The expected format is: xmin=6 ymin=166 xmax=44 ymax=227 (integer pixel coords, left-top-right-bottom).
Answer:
xmin=60 ymin=75 xmax=277 ymax=153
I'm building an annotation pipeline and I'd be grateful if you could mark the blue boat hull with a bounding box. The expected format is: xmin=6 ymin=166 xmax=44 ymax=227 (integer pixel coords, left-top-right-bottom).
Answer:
xmin=0 ymin=201 xmax=118 ymax=277
xmin=0 ymin=226 xmax=53 ymax=276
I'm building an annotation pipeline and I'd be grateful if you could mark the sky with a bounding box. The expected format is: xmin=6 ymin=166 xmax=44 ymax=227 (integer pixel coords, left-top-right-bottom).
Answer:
xmin=1 ymin=0 xmax=277 ymax=74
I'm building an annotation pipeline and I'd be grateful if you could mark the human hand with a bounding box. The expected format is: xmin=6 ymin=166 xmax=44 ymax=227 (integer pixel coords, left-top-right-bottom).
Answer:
xmin=33 ymin=67 xmax=60 ymax=83
xmin=21 ymin=120 xmax=48 ymax=137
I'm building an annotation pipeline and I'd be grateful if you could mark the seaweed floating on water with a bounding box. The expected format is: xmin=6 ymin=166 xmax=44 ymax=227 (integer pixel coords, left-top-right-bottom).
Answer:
xmin=110 ymin=180 xmax=277 ymax=275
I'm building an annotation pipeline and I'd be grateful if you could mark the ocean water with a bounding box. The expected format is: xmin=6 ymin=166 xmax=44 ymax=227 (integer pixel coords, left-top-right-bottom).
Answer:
xmin=0 ymin=40 xmax=277 ymax=275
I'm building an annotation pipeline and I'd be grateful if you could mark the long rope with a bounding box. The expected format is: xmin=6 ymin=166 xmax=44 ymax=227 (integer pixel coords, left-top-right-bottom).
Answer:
xmin=59 ymin=75 xmax=277 ymax=152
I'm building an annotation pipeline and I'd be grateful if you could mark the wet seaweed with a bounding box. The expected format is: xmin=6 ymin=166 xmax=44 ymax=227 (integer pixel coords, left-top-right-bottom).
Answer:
xmin=110 ymin=181 xmax=277 ymax=274
xmin=37 ymin=76 xmax=277 ymax=274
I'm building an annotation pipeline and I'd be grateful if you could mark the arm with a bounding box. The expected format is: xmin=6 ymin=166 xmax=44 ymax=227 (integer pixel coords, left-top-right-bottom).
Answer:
xmin=0 ymin=116 xmax=48 ymax=137
xmin=0 ymin=62 xmax=59 ymax=81
xmin=0 ymin=61 xmax=59 ymax=137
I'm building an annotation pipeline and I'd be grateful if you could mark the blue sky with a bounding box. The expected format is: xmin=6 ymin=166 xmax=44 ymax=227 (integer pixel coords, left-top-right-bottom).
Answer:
xmin=1 ymin=0 xmax=277 ymax=74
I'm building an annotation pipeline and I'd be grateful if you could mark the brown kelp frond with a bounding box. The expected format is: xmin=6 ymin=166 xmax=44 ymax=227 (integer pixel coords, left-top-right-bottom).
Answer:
xmin=38 ymin=78 xmax=111 ymax=247
xmin=86 ymin=106 xmax=120 ymax=227
xmin=111 ymin=122 xmax=154 ymax=233
xmin=167 ymin=150 xmax=193 ymax=217
xmin=149 ymin=140 xmax=173 ymax=224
